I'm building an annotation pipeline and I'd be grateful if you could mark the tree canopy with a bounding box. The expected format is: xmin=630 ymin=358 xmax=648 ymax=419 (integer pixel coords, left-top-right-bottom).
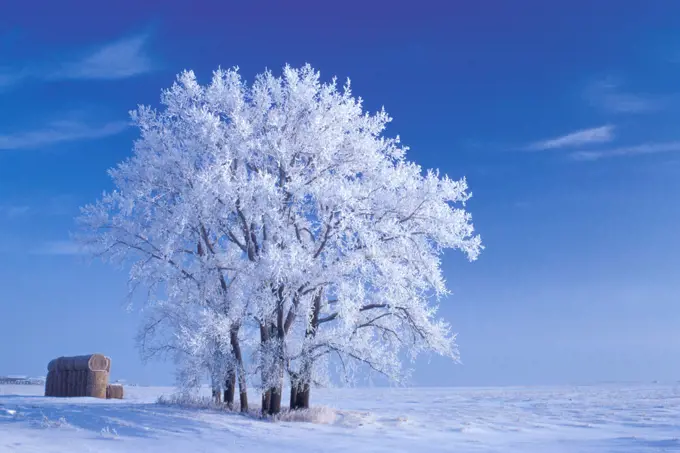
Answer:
xmin=78 ymin=64 xmax=482 ymax=413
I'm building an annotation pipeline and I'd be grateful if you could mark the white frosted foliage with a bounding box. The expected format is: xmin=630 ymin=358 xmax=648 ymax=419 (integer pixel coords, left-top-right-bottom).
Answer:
xmin=78 ymin=64 xmax=482 ymax=393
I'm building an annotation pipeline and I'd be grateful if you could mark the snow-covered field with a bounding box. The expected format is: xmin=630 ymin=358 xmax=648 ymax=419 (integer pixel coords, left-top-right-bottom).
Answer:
xmin=1 ymin=384 xmax=679 ymax=452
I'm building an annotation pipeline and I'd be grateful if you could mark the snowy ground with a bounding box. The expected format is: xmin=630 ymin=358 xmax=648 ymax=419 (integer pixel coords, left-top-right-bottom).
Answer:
xmin=1 ymin=383 xmax=679 ymax=452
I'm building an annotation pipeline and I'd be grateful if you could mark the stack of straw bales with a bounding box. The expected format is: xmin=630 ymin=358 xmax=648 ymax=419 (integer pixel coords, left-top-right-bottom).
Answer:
xmin=45 ymin=354 xmax=111 ymax=398
xmin=106 ymin=383 xmax=124 ymax=399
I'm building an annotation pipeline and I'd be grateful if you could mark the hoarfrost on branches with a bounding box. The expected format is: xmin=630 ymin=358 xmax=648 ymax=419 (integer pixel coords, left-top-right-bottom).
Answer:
xmin=78 ymin=64 xmax=482 ymax=412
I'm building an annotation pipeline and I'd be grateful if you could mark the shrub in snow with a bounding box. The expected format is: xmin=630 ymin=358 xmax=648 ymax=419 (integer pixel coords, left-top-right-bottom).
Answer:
xmin=156 ymin=393 xmax=229 ymax=411
xmin=156 ymin=392 xmax=338 ymax=424
xmin=32 ymin=414 xmax=70 ymax=429
xmin=272 ymin=406 xmax=337 ymax=424
xmin=100 ymin=426 xmax=120 ymax=439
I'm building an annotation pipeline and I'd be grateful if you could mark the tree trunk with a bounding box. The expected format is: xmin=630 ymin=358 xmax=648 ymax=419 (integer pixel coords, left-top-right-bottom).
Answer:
xmin=295 ymin=382 xmax=310 ymax=409
xmin=267 ymin=329 xmax=284 ymax=415
xmin=261 ymin=390 xmax=271 ymax=415
xmin=267 ymin=290 xmax=287 ymax=415
xmin=212 ymin=388 xmax=222 ymax=404
xmin=199 ymin=230 xmax=248 ymax=411
xmin=211 ymin=374 xmax=222 ymax=404
xmin=290 ymin=372 xmax=311 ymax=410
xmin=289 ymin=380 xmax=298 ymax=409
xmin=260 ymin=322 xmax=272 ymax=416
xmin=268 ymin=352 xmax=284 ymax=415
xmin=237 ymin=368 xmax=248 ymax=412
xmin=230 ymin=326 xmax=248 ymax=412
xmin=291 ymin=291 xmax=320 ymax=410
xmin=224 ymin=371 xmax=235 ymax=409
xmin=269 ymin=386 xmax=282 ymax=415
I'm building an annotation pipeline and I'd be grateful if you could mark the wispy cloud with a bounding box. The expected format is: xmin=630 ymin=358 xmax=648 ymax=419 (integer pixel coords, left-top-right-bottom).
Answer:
xmin=0 ymin=205 xmax=30 ymax=218
xmin=570 ymin=141 xmax=680 ymax=161
xmin=0 ymin=195 xmax=77 ymax=219
xmin=0 ymin=119 xmax=128 ymax=151
xmin=43 ymin=194 xmax=79 ymax=216
xmin=0 ymin=72 xmax=22 ymax=89
xmin=526 ymin=125 xmax=615 ymax=151
xmin=586 ymin=78 xmax=665 ymax=114
xmin=50 ymin=33 xmax=155 ymax=80
xmin=0 ymin=32 xmax=155 ymax=89
xmin=33 ymin=240 xmax=84 ymax=256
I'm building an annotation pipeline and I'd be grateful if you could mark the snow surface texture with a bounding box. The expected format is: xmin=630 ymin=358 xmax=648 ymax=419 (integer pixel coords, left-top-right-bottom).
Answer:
xmin=1 ymin=384 xmax=679 ymax=452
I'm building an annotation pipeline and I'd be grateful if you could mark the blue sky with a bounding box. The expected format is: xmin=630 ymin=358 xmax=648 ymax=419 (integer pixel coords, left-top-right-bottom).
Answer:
xmin=1 ymin=1 xmax=679 ymax=386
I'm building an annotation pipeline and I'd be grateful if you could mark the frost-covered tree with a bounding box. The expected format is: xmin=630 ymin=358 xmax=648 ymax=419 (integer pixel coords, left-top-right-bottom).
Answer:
xmin=78 ymin=64 xmax=482 ymax=414
xmin=137 ymin=300 xmax=239 ymax=406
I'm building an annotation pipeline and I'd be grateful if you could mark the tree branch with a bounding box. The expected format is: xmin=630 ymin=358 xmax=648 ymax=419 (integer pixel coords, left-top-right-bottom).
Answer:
xmin=317 ymin=313 xmax=338 ymax=325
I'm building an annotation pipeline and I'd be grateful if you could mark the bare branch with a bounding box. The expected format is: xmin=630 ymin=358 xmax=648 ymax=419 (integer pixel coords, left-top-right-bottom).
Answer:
xmin=317 ymin=313 xmax=338 ymax=325
xmin=398 ymin=199 xmax=427 ymax=224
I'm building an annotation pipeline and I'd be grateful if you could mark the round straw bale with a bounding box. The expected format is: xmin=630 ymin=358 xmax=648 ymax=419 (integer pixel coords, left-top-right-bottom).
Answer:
xmin=59 ymin=357 xmax=75 ymax=370
xmin=73 ymin=371 xmax=80 ymax=396
xmin=70 ymin=354 xmax=108 ymax=371
xmin=47 ymin=359 xmax=58 ymax=373
xmin=71 ymin=355 xmax=90 ymax=371
xmin=63 ymin=371 xmax=70 ymax=396
xmin=61 ymin=357 xmax=72 ymax=370
xmin=61 ymin=357 xmax=73 ymax=370
xmin=56 ymin=371 xmax=63 ymax=395
xmin=89 ymin=354 xmax=108 ymax=372
xmin=58 ymin=371 xmax=67 ymax=397
xmin=105 ymin=356 xmax=111 ymax=373
xmin=72 ymin=371 xmax=80 ymax=397
xmin=62 ymin=373 xmax=70 ymax=396
xmin=86 ymin=370 xmax=109 ymax=398
xmin=83 ymin=370 xmax=90 ymax=396
xmin=64 ymin=370 xmax=75 ymax=396
xmin=71 ymin=356 xmax=86 ymax=370
xmin=106 ymin=384 xmax=124 ymax=400
xmin=51 ymin=371 xmax=58 ymax=396
xmin=53 ymin=357 xmax=65 ymax=371
xmin=45 ymin=370 xmax=55 ymax=396
xmin=50 ymin=372 xmax=58 ymax=396
xmin=78 ymin=370 xmax=87 ymax=396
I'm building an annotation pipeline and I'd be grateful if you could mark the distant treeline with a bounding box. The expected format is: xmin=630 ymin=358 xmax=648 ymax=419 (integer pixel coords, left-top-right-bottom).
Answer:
xmin=0 ymin=376 xmax=46 ymax=385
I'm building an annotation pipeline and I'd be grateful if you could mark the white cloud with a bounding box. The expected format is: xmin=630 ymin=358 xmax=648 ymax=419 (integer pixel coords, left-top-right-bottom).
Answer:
xmin=51 ymin=33 xmax=155 ymax=80
xmin=0 ymin=205 xmax=30 ymax=218
xmin=600 ymin=93 xmax=662 ymax=114
xmin=0 ymin=120 xmax=128 ymax=151
xmin=526 ymin=125 xmax=615 ymax=151
xmin=33 ymin=240 xmax=84 ymax=256
xmin=0 ymin=32 xmax=155 ymax=88
xmin=569 ymin=141 xmax=680 ymax=161
xmin=586 ymin=78 xmax=664 ymax=114
xmin=0 ymin=72 xmax=20 ymax=88
xmin=0 ymin=195 xmax=77 ymax=219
